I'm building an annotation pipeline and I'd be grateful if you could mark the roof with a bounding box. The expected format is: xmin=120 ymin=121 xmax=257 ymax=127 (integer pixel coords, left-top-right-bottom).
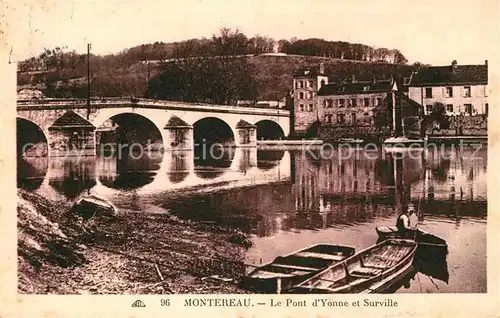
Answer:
xmin=164 ymin=115 xmax=191 ymax=128
xmin=235 ymin=119 xmax=256 ymax=129
xmin=293 ymin=66 xmax=324 ymax=77
xmin=49 ymin=110 xmax=95 ymax=129
xmin=409 ymin=64 xmax=488 ymax=87
xmin=318 ymin=80 xmax=394 ymax=96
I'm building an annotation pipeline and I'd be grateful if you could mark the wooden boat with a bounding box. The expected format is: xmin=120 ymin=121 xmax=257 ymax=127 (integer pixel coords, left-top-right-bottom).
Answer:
xmin=284 ymin=239 xmax=417 ymax=294
xmin=376 ymin=226 xmax=448 ymax=250
xmin=240 ymin=244 xmax=355 ymax=293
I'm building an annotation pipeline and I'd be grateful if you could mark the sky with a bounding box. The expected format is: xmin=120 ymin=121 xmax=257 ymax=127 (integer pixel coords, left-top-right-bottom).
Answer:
xmin=5 ymin=0 xmax=499 ymax=65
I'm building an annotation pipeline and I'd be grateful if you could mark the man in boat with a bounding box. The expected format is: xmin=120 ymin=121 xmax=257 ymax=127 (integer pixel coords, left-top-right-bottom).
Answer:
xmin=396 ymin=204 xmax=417 ymax=239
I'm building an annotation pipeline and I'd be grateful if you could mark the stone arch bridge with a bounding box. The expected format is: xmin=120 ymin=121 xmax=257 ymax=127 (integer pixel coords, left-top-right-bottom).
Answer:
xmin=17 ymin=97 xmax=290 ymax=156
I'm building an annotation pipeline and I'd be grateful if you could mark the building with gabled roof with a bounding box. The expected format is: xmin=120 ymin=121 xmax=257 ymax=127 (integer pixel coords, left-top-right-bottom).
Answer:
xmin=407 ymin=60 xmax=489 ymax=116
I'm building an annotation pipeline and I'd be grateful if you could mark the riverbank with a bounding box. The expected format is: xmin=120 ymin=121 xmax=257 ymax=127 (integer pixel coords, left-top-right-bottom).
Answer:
xmin=18 ymin=190 xmax=250 ymax=294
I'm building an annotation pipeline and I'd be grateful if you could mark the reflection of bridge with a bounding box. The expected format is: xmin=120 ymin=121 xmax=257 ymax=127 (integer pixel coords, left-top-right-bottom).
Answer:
xmin=19 ymin=148 xmax=291 ymax=200
xmin=17 ymin=98 xmax=290 ymax=156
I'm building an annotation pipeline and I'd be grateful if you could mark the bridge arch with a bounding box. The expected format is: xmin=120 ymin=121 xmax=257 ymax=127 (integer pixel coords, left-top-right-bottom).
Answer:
xmin=192 ymin=117 xmax=235 ymax=147
xmin=95 ymin=112 xmax=164 ymax=155
xmin=17 ymin=117 xmax=49 ymax=157
xmin=255 ymin=120 xmax=285 ymax=140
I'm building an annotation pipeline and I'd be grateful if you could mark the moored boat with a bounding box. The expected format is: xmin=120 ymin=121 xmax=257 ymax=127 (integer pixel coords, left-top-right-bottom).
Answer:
xmin=283 ymin=239 xmax=417 ymax=294
xmin=240 ymin=244 xmax=355 ymax=293
xmin=375 ymin=226 xmax=448 ymax=250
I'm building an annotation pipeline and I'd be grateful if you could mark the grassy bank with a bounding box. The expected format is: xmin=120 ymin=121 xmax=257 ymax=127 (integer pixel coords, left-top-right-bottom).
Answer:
xmin=18 ymin=190 xmax=250 ymax=294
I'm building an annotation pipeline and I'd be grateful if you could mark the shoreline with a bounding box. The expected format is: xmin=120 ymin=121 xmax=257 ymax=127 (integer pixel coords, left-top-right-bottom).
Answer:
xmin=18 ymin=190 xmax=251 ymax=294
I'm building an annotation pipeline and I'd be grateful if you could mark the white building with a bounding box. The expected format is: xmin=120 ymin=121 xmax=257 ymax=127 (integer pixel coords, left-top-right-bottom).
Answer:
xmin=407 ymin=60 xmax=488 ymax=116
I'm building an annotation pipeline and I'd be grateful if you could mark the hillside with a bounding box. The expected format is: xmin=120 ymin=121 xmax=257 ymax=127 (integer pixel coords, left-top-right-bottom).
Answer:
xmin=18 ymin=54 xmax=414 ymax=102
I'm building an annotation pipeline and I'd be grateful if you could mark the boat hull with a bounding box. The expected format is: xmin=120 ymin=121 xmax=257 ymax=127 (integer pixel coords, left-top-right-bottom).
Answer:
xmin=376 ymin=226 xmax=448 ymax=251
xmin=284 ymin=239 xmax=418 ymax=294
xmin=241 ymin=244 xmax=355 ymax=293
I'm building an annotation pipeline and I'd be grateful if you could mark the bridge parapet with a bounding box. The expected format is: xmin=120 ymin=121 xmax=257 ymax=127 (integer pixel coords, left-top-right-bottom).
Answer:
xmin=17 ymin=97 xmax=290 ymax=117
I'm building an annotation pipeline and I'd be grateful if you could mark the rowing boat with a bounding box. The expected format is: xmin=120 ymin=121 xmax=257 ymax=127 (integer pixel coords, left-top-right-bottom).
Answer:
xmin=283 ymin=239 xmax=417 ymax=294
xmin=240 ymin=244 xmax=355 ymax=293
xmin=376 ymin=226 xmax=448 ymax=250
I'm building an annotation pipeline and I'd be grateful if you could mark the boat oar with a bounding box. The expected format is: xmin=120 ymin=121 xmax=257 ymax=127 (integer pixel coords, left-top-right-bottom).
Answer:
xmin=413 ymin=185 xmax=425 ymax=241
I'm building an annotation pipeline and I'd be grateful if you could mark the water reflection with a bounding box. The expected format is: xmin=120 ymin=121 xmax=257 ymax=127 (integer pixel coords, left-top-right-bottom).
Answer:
xmin=48 ymin=158 xmax=96 ymax=199
xmin=194 ymin=146 xmax=235 ymax=179
xmin=16 ymin=146 xmax=487 ymax=293
xmin=98 ymin=153 xmax=162 ymax=190
xmin=167 ymin=151 xmax=190 ymax=184
xmin=257 ymin=150 xmax=284 ymax=170
xmin=17 ymin=157 xmax=48 ymax=190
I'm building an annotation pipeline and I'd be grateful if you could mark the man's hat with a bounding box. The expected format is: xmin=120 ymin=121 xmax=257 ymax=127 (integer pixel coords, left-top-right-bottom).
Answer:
xmin=407 ymin=203 xmax=415 ymax=212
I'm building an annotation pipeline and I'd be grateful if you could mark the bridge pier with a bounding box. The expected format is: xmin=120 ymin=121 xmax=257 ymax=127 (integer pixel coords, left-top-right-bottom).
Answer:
xmin=234 ymin=120 xmax=257 ymax=147
xmin=163 ymin=116 xmax=194 ymax=150
xmin=47 ymin=111 xmax=97 ymax=157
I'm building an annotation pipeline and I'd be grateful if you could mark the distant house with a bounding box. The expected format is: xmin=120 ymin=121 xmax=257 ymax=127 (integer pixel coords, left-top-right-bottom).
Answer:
xmin=407 ymin=60 xmax=489 ymax=116
xmin=237 ymin=100 xmax=287 ymax=108
xmin=292 ymin=63 xmax=328 ymax=134
xmin=317 ymin=78 xmax=394 ymax=128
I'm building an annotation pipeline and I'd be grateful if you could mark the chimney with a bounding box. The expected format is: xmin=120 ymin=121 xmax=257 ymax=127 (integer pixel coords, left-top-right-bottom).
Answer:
xmin=319 ymin=62 xmax=325 ymax=75
xmin=451 ymin=60 xmax=458 ymax=73
xmin=485 ymin=60 xmax=488 ymax=66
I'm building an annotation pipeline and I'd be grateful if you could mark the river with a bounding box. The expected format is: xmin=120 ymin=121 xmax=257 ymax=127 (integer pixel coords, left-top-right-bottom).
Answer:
xmin=17 ymin=145 xmax=487 ymax=293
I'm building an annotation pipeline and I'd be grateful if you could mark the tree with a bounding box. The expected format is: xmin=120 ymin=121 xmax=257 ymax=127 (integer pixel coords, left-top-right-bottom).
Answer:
xmin=423 ymin=102 xmax=450 ymax=133
xmin=392 ymin=50 xmax=408 ymax=64
xmin=148 ymin=28 xmax=258 ymax=105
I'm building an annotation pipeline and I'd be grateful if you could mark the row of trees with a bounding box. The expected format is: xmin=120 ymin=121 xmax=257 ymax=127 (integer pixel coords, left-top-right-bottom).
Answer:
xmin=19 ymin=29 xmax=409 ymax=74
xmin=278 ymin=38 xmax=407 ymax=63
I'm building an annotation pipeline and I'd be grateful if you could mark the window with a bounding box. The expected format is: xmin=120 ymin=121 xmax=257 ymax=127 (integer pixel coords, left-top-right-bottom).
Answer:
xmin=339 ymin=99 xmax=345 ymax=107
xmin=375 ymin=97 xmax=383 ymax=106
xmin=320 ymin=79 xmax=326 ymax=88
xmin=464 ymin=86 xmax=471 ymax=98
xmin=485 ymin=103 xmax=489 ymax=115
xmin=364 ymin=112 xmax=369 ymax=116
xmin=485 ymin=86 xmax=488 ymax=97
xmin=324 ymin=114 xmax=333 ymax=123
xmin=364 ymin=98 xmax=370 ymax=107
xmin=299 ymin=92 xmax=304 ymax=99
xmin=351 ymin=113 xmax=357 ymax=125
xmin=308 ymin=104 xmax=313 ymax=112
xmin=464 ymin=104 xmax=473 ymax=115
xmin=307 ymin=91 xmax=314 ymax=99
xmin=350 ymin=98 xmax=357 ymax=107
xmin=426 ymin=105 xmax=433 ymax=113
xmin=337 ymin=113 xmax=346 ymax=124
xmin=309 ymin=80 xmax=314 ymax=88
xmin=425 ymin=87 xmax=433 ymax=98
xmin=327 ymin=99 xmax=334 ymax=108
xmin=299 ymin=104 xmax=304 ymax=111
xmin=295 ymin=81 xmax=299 ymax=89
xmin=299 ymin=81 xmax=304 ymax=88
xmin=446 ymin=104 xmax=453 ymax=112
xmin=444 ymin=86 xmax=453 ymax=98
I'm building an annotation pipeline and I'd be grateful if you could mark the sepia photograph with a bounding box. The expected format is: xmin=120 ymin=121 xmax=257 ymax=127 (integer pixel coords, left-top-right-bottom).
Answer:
xmin=4 ymin=0 xmax=496 ymax=305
